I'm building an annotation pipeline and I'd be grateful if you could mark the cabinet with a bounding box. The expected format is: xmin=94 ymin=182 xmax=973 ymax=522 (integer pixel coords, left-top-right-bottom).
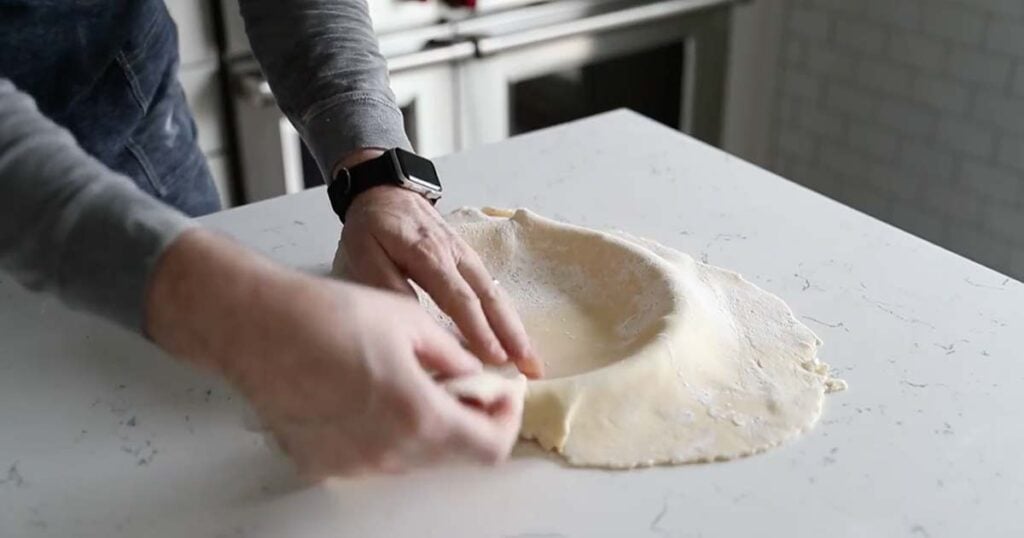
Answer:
xmin=165 ymin=0 xmax=236 ymax=208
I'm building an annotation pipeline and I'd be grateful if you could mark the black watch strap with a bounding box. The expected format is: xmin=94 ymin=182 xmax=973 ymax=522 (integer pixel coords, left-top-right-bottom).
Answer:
xmin=327 ymin=152 xmax=397 ymax=223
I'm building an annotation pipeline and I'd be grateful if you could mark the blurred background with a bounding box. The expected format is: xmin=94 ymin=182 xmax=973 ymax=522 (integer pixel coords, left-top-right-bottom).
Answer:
xmin=166 ymin=0 xmax=1024 ymax=279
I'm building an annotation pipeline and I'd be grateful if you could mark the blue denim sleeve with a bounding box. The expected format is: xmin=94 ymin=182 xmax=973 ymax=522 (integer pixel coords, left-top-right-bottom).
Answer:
xmin=0 ymin=78 xmax=196 ymax=330
xmin=237 ymin=0 xmax=413 ymax=180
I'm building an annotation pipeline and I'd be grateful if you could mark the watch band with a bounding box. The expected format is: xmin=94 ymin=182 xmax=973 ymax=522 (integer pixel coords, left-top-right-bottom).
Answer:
xmin=327 ymin=151 xmax=398 ymax=223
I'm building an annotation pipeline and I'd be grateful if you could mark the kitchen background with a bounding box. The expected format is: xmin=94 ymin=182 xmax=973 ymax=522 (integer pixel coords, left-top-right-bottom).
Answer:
xmin=165 ymin=0 xmax=1024 ymax=279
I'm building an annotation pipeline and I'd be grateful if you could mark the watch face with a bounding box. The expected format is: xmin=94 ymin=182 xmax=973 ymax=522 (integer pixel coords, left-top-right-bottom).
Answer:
xmin=395 ymin=148 xmax=442 ymax=192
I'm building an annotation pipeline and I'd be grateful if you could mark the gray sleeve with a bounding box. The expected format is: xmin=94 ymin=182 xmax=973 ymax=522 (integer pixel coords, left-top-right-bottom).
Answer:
xmin=237 ymin=0 xmax=412 ymax=180
xmin=0 ymin=79 xmax=196 ymax=330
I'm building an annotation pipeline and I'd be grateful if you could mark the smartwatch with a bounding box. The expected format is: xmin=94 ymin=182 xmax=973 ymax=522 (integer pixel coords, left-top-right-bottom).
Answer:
xmin=327 ymin=148 xmax=443 ymax=223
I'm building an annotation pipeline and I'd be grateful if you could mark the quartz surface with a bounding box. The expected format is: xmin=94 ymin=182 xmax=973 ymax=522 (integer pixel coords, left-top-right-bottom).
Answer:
xmin=1 ymin=110 xmax=1022 ymax=537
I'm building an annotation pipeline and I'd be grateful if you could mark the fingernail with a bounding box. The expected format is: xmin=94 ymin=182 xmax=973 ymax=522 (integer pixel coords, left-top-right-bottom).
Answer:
xmin=518 ymin=345 xmax=543 ymax=378
xmin=526 ymin=358 xmax=545 ymax=379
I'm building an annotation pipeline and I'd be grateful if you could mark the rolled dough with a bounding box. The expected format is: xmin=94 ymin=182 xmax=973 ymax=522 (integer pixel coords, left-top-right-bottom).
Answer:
xmin=335 ymin=208 xmax=846 ymax=469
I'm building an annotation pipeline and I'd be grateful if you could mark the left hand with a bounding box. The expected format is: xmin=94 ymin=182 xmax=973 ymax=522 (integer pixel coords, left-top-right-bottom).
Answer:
xmin=338 ymin=184 xmax=544 ymax=379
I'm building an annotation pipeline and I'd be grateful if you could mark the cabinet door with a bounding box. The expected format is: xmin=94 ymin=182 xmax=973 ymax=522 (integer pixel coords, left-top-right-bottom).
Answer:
xmin=207 ymin=153 xmax=236 ymax=209
xmin=390 ymin=64 xmax=461 ymax=159
xmin=165 ymin=0 xmax=219 ymax=66
xmin=178 ymin=64 xmax=227 ymax=155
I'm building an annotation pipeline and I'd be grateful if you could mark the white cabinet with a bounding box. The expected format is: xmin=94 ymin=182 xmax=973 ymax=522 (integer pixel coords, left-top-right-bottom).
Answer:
xmin=207 ymin=153 xmax=236 ymax=208
xmin=177 ymin=64 xmax=227 ymax=155
xmin=388 ymin=43 xmax=476 ymax=159
xmin=164 ymin=0 xmax=219 ymax=65
xmin=166 ymin=0 xmax=237 ymax=208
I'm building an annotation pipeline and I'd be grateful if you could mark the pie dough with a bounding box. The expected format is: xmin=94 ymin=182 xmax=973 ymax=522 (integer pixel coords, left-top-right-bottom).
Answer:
xmin=336 ymin=208 xmax=846 ymax=469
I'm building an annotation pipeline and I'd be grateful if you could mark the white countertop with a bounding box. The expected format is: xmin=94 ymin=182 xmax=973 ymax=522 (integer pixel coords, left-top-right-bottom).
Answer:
xmin=2 ymin=110 xmax=1022 ymax=537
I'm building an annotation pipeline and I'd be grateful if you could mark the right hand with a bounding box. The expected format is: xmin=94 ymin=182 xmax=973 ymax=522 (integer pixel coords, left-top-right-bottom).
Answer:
xmin=146 ymin=230 xmax=523 ymax=478
xmin=337 ymin=184 xmax=544 ymax=379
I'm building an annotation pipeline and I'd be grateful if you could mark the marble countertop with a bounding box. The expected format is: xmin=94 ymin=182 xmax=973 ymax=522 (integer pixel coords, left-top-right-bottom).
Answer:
xmin=1 ymin=110 xmax=1021 ymax=537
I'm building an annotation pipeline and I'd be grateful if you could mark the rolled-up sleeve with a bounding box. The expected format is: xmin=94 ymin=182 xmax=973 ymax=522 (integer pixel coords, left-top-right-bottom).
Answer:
xmin=0 ymin=79 xmax=195 ymax=330
xmin=238 ymin=0 xmax=412 ymax=180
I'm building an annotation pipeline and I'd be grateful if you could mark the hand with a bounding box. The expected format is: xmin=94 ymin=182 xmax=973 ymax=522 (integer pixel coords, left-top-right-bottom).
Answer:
xmin=146 ymin=230 xmax=523 ymax=477
xmin=339 ymin=185 xmax=544 ymax=378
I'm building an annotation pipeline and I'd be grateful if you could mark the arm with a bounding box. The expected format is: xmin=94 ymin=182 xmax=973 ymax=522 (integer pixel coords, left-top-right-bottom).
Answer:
xmin=0 ymin=78 xmax=520 ymax=475
xmin=146 ymin=230 xmax=522 ymax=476
xmin=236 ymin=1 xmax=544 ymax=376
xmin=237 ymin=0 xmax=411 ymax=179
xmin=0 ymin=78 xmax=193 ymax=329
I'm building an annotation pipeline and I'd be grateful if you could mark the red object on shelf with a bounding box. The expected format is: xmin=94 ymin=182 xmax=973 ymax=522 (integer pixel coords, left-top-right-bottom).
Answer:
xmin=432 ymin=0 xmax=477 ymax=7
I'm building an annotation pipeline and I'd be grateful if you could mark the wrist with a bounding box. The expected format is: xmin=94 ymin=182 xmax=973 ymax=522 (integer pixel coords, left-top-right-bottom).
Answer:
xmin=332 ymin=147 xmax=386 ymax=180
xmin=327 ymin=148 xmax=442 ymax=223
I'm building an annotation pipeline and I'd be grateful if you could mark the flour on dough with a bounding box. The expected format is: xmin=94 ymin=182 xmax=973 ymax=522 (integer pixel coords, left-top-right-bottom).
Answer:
xmin=435 ymin=208 xmax=845 ymax=469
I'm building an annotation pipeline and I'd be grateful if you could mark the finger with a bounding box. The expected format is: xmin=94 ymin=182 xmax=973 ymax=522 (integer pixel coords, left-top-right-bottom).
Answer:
xmin=455 ymin=247 xmax=544 ymax=378
xmin=415 ymin=323 xmax=484 ymax=378
xmin=447 ymin=406 xmax=521 ymax=465
xmin=344 ymin=232 xmax=416 ymax=297
xmin=442 ymin=371 xmax=524 ymax=409
xmin=434 ymin=386 xmax=523 ymax=465
xmin=400 ymin=249 xmax=508 ymax=366
xmin=481 ymin=390 xmax=522 ymax=423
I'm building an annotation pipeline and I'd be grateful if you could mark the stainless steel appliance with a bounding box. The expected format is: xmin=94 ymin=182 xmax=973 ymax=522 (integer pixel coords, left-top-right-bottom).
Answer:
xmin=223 ymin=0 xmax=736 ymax=203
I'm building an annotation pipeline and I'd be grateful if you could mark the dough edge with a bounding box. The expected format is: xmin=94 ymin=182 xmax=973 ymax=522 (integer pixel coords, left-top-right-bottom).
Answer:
xmin=449 ymin=207 xmax=847 ymax=469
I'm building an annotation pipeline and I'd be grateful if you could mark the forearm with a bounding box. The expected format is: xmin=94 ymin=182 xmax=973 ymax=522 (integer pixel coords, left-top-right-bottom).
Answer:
xmin=0 ymin=79 xmax=194 ymax=329
xmin=144 ymin=228 xmax=300 ymax=373
xmin=237 ymin=0 xmax=411 ymax=180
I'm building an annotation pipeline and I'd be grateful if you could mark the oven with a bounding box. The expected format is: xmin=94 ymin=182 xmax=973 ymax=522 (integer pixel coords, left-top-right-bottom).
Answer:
xmin=454 ymin=0 xmax=731 ymax=147
xmin=223 ymin=0 xmax=735 ymax=203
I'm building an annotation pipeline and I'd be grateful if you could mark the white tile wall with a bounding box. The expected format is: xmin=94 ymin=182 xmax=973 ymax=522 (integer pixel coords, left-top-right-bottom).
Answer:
xmin=771 ymin=0 xmax=1024 ymax=279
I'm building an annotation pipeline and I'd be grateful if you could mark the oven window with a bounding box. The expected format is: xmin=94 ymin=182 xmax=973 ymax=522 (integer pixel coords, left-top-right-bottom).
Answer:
xmin=510 ymin=42 xmax=684 ymax=136
xmin=300 ymin=103 xmax=420 ymax=189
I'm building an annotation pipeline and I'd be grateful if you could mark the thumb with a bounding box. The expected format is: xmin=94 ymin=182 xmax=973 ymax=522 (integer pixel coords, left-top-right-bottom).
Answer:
xmin=441 ymin=386 xmax=524 ymax=465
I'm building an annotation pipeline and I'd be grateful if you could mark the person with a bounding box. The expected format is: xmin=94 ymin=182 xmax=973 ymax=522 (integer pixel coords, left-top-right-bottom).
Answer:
xmin=0 ymin=0 xmax=542 ymax=478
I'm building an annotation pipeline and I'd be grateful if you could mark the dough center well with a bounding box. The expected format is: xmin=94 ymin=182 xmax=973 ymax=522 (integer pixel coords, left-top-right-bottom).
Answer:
xmin=518 ymin=299 xmax=646 ymax=379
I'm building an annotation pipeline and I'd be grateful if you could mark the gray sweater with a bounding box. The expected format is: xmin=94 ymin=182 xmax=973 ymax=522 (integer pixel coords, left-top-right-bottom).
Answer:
xmin=0 ymin=0 xmax=410 ymax=329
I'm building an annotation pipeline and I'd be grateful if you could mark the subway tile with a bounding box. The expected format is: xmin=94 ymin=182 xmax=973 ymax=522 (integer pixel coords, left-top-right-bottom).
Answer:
xmin=847 ymin=120 xmax=899 ymax=158
xmin=986 ymin=19 xmax=1024 ymax=56
xmin=789 ymin=7 xmax=831 ymax=41
xmin=825 ymin=83 xmax=881 ymax=116
xmin=834 ymin=19 xmax=888 ymax=54
xmin=901 ymin=140 xmax=956 ymax=182
xmin=996 ymin=136 xmax=1024 ymax=173
xmin=962 ymin=160 xmax=1023 ymax=200
xmin=888 ymin=33 xmax=948 ymax=72
xmin=859 ymin=58 xmax=915 ymax=97
xmin=946 ymin=48 xmax=1012 ymax=89
xmin=922 ymin=4 xmax=987 ymax=45
xmin=876 ymin=98 xmax=937 ymax=136
xmin=914 ymin=74 xmax=972 ymax=114
xmin=936 ymin=116 xmax=996 ymax=158
xmin=974 ymin=92 xmax=1024 ymax=136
